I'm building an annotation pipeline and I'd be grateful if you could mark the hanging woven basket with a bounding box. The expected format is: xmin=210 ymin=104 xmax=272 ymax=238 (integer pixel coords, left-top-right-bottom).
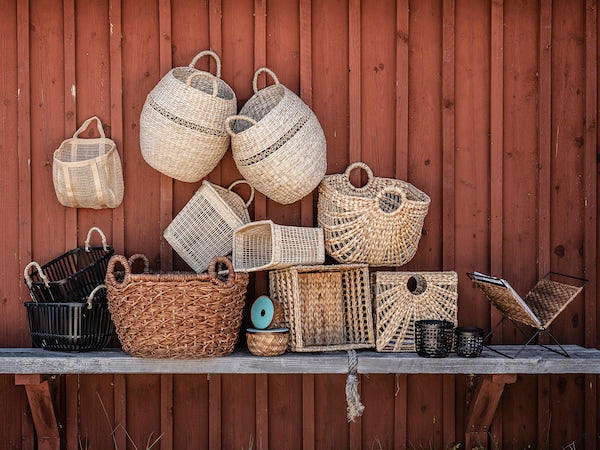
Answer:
xmin=225 ymin=67 xmax=327 ymax=204
xmin=140 ymin=50 xmax=237 ymax=182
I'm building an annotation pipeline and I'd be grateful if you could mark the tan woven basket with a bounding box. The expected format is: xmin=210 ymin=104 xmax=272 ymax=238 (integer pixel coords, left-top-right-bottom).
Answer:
xmin=140 ymin=50 xmax=237 ymax=182
xmin=105 ymin=254 xmax=248 ymax=358
xmin=164 ymin=180 xmax=255 ymax=273
xmin=232 ymin=220 xmax=325 ymax=272
xmin=318 ymin=162 xmax=431 ymax=266
xmin=246 ymin=328 xmax=289 ymax=356
xmin=225 ymin=68 xmax=327 ymax=204
xmin=52 ymin=116 xmax=124 ymax=209
xmin=269 ymin=264 xmax=375 ymax=352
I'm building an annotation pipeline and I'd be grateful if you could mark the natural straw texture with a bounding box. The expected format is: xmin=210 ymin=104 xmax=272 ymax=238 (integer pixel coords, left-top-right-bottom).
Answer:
xmin=105 ymin=254 xmax=248 ymax=358
xmin=164 ymin=180 xmax=254 ymax=273
xmin=53 ymin=116 xmax=124 ymax=209
xmin=372 ymin=271 xmax=458 ymax=352
xmin=225 ymin=67 xmax=326 ymax=204
xmin=246 ymin=330 xmax=289 ymax=356
xmin=269 ymin=264 xmax=375 ymax=352
xmin=318 ymin=162 xmax=430 ymax=266
xmin=232 ymin=220 xmax=325 ymax=272
xmin=140 ymin=50 xmax=237 ymax=182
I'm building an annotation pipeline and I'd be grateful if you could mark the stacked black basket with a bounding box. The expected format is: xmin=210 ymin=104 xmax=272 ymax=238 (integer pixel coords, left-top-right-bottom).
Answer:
xmin=23 ymin=227 xmax=115 ymax=352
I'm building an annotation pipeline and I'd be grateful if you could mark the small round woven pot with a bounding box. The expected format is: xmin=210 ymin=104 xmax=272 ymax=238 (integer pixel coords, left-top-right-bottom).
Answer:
xmin=246 ymin=328 xmax=289 ymax=356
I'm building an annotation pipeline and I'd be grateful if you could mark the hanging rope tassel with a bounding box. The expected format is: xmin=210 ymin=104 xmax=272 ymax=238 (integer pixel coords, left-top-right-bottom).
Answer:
xmin=345 ymin=349 xmax=364 ymax=422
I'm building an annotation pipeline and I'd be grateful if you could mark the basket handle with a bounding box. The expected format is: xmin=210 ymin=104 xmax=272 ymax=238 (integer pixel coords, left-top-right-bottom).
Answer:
xmin=106 ymin=254 xmax=131 ymax=287
xmin=189 ymin=50 xmax=222 ymax=78
xmin=252 ymin=67 xmax=279 ymax=93
xmin=186 ymin=72 xmax=219 ymax=97
xmin=376 ymin=186 xmax=408 ymax=216
xmin=128 ymin=254 xmax=150 ymax=273
xmin=227 ymin=180 xmax=255 ymax=208
xmin=207 ymin=256 xmax=237 ymax=287
xmin=73 ymin=116 xmax=106 ymax=139
xmin=344 ymin=162 xmax=374 ymax=191
xmin=85 ymin=227 xmax=109 ymax=252
xmin=86 ymin=284 xmax=106 ymax=310
xmin=224 ymin=115 xmax=258 ymax=136
xmin=24 ymin=262 xmax=49 ymax=289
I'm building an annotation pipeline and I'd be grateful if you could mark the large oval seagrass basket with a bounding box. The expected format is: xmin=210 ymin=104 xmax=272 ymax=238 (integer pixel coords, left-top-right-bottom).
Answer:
xmin=225 ymin=68 xmax=327 ymax=204
xmin=317 ymin=162 xmax=431 ymax=266
xmin=140 ymin=50 xmax=237 ymax=182
xmin=105 ymin=254 xmax=248 ymax=358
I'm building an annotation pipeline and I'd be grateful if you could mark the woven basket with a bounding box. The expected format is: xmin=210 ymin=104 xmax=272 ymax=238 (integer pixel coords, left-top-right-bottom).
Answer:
xmin=52 ymin=116 xmax=124 ymax=209
xmin=225 ymin=67 xmax=327 ymax=204
xmin=164 ymin=180 xmax=255 ymax=273
xmin=246 ymin=328 xmax=289 ymax=356
xmin=232 ymin=220 xmax=325 ymax=272
xmin=372 ymin=271 xmax=458 ymax=352
xmin=105 ymin=254 xmax=248 ymax=358
xmin=269 ymin=264 xmax=375 ymax=352
xmin=318 ymin=162 xmax=431 ymax=266
xmin=140 ymin=50 xmax=237 ymax=182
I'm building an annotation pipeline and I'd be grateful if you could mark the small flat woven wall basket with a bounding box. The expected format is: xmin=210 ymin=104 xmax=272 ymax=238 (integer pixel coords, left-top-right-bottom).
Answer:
xmin=164 ymin=180 xmax=254 ymax=273
xmin=105 ymin=254 xmax=249 ymax=358
xmin=317 ymin=162 xmax=431 ymax=266
xmin=52 ymin=116 xmax=124 ymax=209
xmin=225 ymin=67 xmax=327 ymax=204
xmin=140 ymin=50 xmax=237 ymax=182
xmin=372 ymin=271 xmax=458 ymax=352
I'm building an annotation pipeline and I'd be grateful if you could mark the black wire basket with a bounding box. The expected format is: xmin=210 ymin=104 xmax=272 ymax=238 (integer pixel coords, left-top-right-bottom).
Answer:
xmin=454 ymin=326 xmax=484 ymax=357
xmin=25 ymin=285 xmax=114 ymax=352
xmin=24 ymin=227 xmax=113 ymax=303
xmin=415 ymin=319 xmax=454 ymax=358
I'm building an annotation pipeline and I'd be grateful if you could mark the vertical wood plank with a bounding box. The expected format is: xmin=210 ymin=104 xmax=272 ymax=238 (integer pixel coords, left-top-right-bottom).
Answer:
xmin=113 ymin=374 xmax=127 ymax=450
xmin=302 ymin=374 xmax=315 ymax=450
xmin=255 ymin=374 xmax=269 ymax=450
xmin=348 ymin=0 xmax=362 ymax=166
xmin=300 ymin=0 xmax=314 ymax=228
xmin=396 ymin=0 xmax=409 ymax=181
xmin=208 ymin=0 xmax=223 ymax=187
xmin=160 ymin=374 xmax=173 ymax=450
xmin=394 ymin=374 xmax=407 ymax=449
xmin=208 ymin=374 xmax=222 ymax=450
xmin=65 ymin=375 xmax=78 ymax=450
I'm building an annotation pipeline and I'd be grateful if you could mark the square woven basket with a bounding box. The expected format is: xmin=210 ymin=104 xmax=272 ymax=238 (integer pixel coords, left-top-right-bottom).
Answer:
xmin=372 ymin=271 xmax=458 ymax=352
xmin=269 ymin=264 xmax=375 ymax=352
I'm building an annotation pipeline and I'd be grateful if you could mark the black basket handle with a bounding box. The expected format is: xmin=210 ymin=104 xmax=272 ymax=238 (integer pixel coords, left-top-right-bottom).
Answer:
xmin=85 ymin=226 xmax=109 ymax=252
xmin=86 ymin=284 xmax=106 ymax=310
xmin=208 ymin=256 xmax=237 ymax=287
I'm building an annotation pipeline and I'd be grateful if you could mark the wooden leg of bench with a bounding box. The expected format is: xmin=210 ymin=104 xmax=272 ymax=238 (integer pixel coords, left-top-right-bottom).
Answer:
xmin=15 ymin=374 xmax=60 ymax=450
xmin=465 ymin=374 xmax=517 ymax=450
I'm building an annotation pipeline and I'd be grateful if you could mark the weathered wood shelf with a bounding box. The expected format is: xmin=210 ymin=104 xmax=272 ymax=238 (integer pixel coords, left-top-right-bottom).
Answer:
xmin=2 ymin=344 xmax=600 ymax=375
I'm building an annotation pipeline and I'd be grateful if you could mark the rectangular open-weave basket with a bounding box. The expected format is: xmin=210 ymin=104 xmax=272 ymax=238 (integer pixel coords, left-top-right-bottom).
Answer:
xmin=269 ymin=264 xmax=375 ymax=352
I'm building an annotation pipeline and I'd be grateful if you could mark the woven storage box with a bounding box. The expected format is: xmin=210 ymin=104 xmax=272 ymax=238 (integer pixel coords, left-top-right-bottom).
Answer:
xmin=269 ymin=264 xmax=375 ymax=352
xmin=24 ymin=227 xmax=113 ymax=303
xmin=105 ymin=254 xmax=248 ymax=358
xmin=140 ymin=50 xmax=237 ymax=182
xmin=52 ymin=116 xmax=124 ymax=209
xmin=372 ymin=271 xmax=458 ymax=352
xmin=25 ymin=285 xmax=114 ymax=352
xmin=318 ymin=162 xmax=430 ymax=266
xmin=225 ymin=68 xmax=327 ymax=204
xmin=232 ymin=220 xmax=325 ymax=272
xmin=164 ymin=180 xmax=254 ymax=273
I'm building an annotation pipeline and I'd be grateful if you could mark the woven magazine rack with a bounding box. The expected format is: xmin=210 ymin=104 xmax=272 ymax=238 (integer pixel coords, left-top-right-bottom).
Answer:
xmin=317 ymin=162 xmax=430 ymax=266
xmin=140 ymin=50 xmax=237 ymax=182
xmin=105 ymin=254 xmax=248 ymax=358
xmin=225 ymin=67 xmax=327 ymax=204
xmin=372 ymin=271 xmax=458 ymax=352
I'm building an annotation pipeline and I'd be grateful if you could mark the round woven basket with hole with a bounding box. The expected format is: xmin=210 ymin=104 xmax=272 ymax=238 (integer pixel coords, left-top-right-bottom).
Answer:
xmin=140 ymin=50 xmax=237 ymax=182
xmin=225 ymin=67 xmax=326 ymax=204
xmin=317 ymin=161 xmax=430 ymax=266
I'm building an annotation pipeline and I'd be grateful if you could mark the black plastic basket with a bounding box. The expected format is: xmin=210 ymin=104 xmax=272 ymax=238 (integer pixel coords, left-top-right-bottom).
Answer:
xmin=25 ymin=285 xmax=114 ymax=352
xmin=454 ymin=326 xmax=484 ymax=357
xmin=415 ymin=319 xmax=454 ymax=358
xmin=24 ymin=227 xmax=113 ymax=303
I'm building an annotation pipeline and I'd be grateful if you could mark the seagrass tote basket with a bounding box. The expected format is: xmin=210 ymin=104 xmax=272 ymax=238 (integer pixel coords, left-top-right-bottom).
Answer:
xmin=317 ymin=162 xmax=431 ymax=266
xmin=52 ymin=116 xmax=124 ymax=209
xmin=164 ymin=180 xmax=255 ymax=273
xmin=105 ymin=254 xmax=249 ymax=358
xmin=225 ymin=68 xmax=327 ymax=204
xmin=140 ymin=50 xmax=237 ymax=182
xmin=371 ymin=271 xmax=458 ymax=352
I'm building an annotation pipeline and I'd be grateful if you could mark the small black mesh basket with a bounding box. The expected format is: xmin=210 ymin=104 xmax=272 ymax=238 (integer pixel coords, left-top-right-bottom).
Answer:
xmin=415 ymin=319 xmax=454 ymax=358
xmin=454 ymin=326 xmax=484 ymax=357
xmin=24 ymin=227 xmax=113 ymax=303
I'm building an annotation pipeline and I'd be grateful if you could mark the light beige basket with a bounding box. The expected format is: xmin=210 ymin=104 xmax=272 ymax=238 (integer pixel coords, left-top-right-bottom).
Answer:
xmin=372 ymin=271 xmax=458 ymax=352
xmin=225 ymin=68 xmax=327 ymax=204
xmin=164 ymin=180 xmax=254 ymax=273
xmin=232 ymin=220 xmax=324 ymax=272
xmin=52 ymin=116 xmax=124 ymax=209
xmin=140 ymin=50 xmax=237 ymax=182
xmin=318 ymin=162 xmax=431 ymax=266
xmin=246 ymin=328 xmax=289 ymax=356
xmin=269 ymin=264 xmax=375 ymax=352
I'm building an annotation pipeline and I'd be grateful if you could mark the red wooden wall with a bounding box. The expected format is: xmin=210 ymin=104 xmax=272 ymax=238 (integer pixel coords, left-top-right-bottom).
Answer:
xmin=0 ymin=0 xmax=598 ymax=448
